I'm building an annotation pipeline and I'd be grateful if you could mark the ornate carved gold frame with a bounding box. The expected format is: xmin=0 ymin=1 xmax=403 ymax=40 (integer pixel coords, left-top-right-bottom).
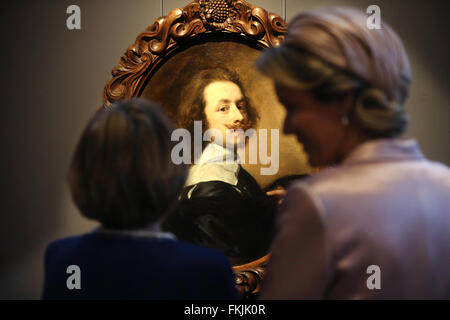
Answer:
xmin=102 ymin=0 xmax=286 ymax=298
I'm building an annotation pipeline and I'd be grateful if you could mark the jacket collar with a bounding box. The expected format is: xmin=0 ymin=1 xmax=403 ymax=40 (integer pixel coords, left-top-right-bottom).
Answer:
xmin=342 ymin=138 xmax=425 ymax=166
xmin=95 ymin=226 xmax=176 ymax=240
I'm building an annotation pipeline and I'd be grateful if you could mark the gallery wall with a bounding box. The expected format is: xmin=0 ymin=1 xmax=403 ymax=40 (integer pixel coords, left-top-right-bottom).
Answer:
xmin=1 ymin=0 xmax=448 ymax=299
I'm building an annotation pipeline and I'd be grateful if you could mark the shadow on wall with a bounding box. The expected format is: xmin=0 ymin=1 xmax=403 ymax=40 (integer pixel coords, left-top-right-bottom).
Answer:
xmin=0 ymin=0 xmax=161 ymax=299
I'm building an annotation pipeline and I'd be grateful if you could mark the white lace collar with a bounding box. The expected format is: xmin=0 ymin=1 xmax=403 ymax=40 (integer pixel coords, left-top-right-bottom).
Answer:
xmin=185 ymin=143 xmax=241 ymax=187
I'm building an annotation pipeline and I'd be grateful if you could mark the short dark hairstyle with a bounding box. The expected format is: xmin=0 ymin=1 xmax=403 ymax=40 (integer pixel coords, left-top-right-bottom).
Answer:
xmin=68 ymin=98 xmax=188 ymax=229
xmin=177 ymin=68 xmax=259 ymax=137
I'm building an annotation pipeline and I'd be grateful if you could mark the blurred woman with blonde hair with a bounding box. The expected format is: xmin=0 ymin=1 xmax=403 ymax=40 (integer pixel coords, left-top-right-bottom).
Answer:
xmin=257 ymin=7 xmax=450 ymax=299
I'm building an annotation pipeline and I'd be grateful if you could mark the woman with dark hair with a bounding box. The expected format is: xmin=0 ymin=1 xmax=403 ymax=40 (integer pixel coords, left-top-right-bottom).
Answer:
xmin=163 ymin=68 xmax=278 ymax=266
xmin=43 ymin=99 xmax=239 ymax=299
xmin=256 ymin=7 xmax=450 ymax=299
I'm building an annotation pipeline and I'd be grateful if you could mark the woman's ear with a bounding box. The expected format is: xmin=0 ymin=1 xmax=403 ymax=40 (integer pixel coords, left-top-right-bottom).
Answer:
xmin=330 ymin=91 xmax=355 ymax=121
xmin=341 ymin=92 xmax=355 ymax=115
xmin=332 ymin=92 xmax=355 ymax=127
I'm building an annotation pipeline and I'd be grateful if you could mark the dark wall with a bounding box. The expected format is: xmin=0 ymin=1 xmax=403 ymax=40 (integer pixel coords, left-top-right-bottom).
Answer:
xmin=0 ymin=0 xmax=161 ymax=299
xmin=1 ymin=0 xmax=448 ymax=299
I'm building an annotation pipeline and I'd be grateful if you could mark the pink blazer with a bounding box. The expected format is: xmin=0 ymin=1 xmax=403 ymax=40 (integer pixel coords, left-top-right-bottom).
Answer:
xmin=261 ymin=139 xmax=450 ymax=299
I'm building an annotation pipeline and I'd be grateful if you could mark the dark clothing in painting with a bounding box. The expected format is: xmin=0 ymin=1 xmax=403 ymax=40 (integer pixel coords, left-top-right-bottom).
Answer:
xmin=163 ymin=166 xmax=277 ymax=265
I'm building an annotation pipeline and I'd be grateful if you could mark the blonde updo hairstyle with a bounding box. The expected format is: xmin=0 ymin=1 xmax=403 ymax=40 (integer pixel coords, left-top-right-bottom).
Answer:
xmin=257 ymin=7 xmax=412 ymax=138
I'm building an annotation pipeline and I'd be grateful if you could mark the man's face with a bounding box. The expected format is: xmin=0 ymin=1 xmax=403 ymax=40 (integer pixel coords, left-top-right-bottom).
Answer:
xmin=203 ymin=81 xmax=247 ymax=146
xmin=275 ymin=83 xmax=348 ymax=167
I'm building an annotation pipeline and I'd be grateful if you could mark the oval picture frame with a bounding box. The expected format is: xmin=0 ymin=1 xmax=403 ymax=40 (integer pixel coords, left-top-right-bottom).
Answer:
xmin=103 ymin=0 xmax=287 ymax=298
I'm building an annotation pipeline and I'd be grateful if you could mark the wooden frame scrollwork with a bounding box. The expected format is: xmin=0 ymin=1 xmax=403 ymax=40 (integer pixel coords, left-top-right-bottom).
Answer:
xmin=102 ymin=0 xmax=287 ymax=298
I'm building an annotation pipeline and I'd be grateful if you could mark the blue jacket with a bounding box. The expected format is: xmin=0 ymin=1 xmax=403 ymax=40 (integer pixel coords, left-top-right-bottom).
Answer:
xmin=43 ymin=229 xmax=240 ymax=300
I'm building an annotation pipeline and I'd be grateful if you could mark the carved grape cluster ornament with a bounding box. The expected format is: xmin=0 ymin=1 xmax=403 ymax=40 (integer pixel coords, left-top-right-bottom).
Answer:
xmin=199 ymin=0 xmax=233 ymax=28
